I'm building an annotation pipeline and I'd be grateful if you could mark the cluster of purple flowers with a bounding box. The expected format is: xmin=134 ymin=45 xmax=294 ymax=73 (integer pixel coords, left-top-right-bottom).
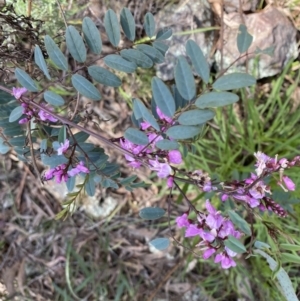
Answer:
xmin=176 ymin=200 xmax=241 ymax=269
xmin=12 ymin=87 xmax=58 ymax=124
xmin=120 ymin=107 xmax=182 ymax=186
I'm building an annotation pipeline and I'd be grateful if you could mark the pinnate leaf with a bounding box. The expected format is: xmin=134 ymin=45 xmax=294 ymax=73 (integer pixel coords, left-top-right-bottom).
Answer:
xmin=135 ymin=44 xmax=165 ymax=64
xmin=228 ymin=210 xmax=251 ymax=236
xmin=15 ymin=68 xmax=38 ymax=92
xmin=9 ymin=106 xmax=23 ymax=122
xmin=124 ymin=128 xmax=148 ymax=145
xmin=71 ymin=74 xmax=101 ymax=101
xmin=120 ymin=7 xmax=136 ymax=41
xmin=156 ymin=28 xmax=172 ymax=41
xmin=88 ymin=65 xmax=121 ymax=87
xmin=224 ymin=235 xmax=247 ymax=254
xmin=104 ymin=54 xmax=136 ymax=73
xmin=178 ymin=109 xmax=215 ymax=125
xmin=213 ymin=73 xmax=256 ymax=90
xmin=82 ymin=17 xmax=102 ymax=54
xmin=155 ymin=139 xmax=179 ymax=150
xmin=66 ymin=25 xmax=87 ymax=63
xmin=44 ymin=91 xmax=65 ymax=106
xmin=34 ymin=45 xmax=51 ymax=80
xmin=139 ymin=207 xmax=165 ymax=220
xmin=144 ymin=12 xmax=155 ymax=38
xmin=166 ymin=125 xmax=202 ymax=140
xmin=152 ymin=41 xmax=168 ymax=55
xmin=237 ymin=24 xmax=253 ymax=54
xmin=104 ymin=9 xmax=121 ymax=47
xmin=120 ymin=49 xmax=153 ymax=68
xmin=196 ymin=91 xmax=239 ymax=108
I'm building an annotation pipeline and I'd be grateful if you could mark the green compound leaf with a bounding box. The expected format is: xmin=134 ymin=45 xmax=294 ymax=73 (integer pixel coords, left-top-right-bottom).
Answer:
xmin=152 ymin=41 xmax=168 ymax=56
xmin=254 ymin=249 xmax=298 ymax=301
xmin=237 ymin=24 xmax=253 ymax=54
xmin=149 ymin=237 xmax=170 ymax=251
xmin=135 ymin=44 xmax=165 ymax=64
xmin=88 ymin=65 xmax=122 ymax=87
xmin=9 ymin=106 xmax=23 ymax=122
xmin=227 ymin=210 xmax=251 ymax=236
xmin=178 ymin=109 xmax=215 ymax=126
xmin=155 ymin=139 xmax=179 ymax=150
xmin=186 ymin=39 xmax=210 ymax=84
xmin=124 ymin=127 xmax=148 ymax=145
xmin=133 ymin=98 xmax=160 ymax=131
xmin=66 ymin=25 xmax=87 ymax=63
xmin=104 ymin=9 xmax=121 ymax=47
xmin=224 ymin=235 xmax=247 ymax=254
xmin=166 ymin=125 xmax=202 ymax=140
xmin=151 ymin=77 xmax=175 ymax=118
xmin=174 ymin=56 xmax=196 ymax=101
xmin=156 ymin=27 xmax=172 ymax=41
xmin=44 ymin=91 xmax=65 ymax=106
xmin=15 ymin=68 xmax=38 ymax=92
xmin=34 ymin=45 xmax=51 ymax=80
xmin=144 ymin=12 xmax=155 ymax=38
xmin=120 ymin=7 xmax=136 ymax=41
xmin=44 ymin=35 xmax=68 ymax=71
xmin=213 ymin=73 xmax=256 ymax=90
xmin=195 ymin=91 xmax=239 ymax=108
xmin=71 ymin=74 xmax=101 ymax=101
xmin=139 ymin=207 xmax=165 ymax=220
xmin=120 ymin=49 xmax=153 ymax=68
xmin=104 ymin=54 xmax=136 ymax=73
xmin=82 ymin=17 xmax=102 ymax=54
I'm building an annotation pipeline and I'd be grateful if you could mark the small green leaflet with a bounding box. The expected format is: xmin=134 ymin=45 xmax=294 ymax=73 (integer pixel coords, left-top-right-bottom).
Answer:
xmin=88 ymin=65 xmax=121 ymax=87
xmin=66 ymin=25 xmax=87 ymax=63
xmin=151 ymin=77 xmax=175 ymax=118
xmin=120 ymin=49 xmax=153 ymax=68
xmin=224 ymin=235 xmax=247 ymax=254
xmin=44 ymin=35 xmax=68 ymax=71
xmin=156 ymin=28 xmax=172 ymax=41
xmin=149 ymin=237 xmax=170 ymax=251
xmin=227 ymin=210 xmax=251 ymax=236
xmin=124 ymin=127 xmax=148 ymax=145
xmin=195 ymin=91 xmax=239 ymax=108
xmin=15 ymin=68 xmax=38 ymax=92
xmin=82 ymin=17 xmax=102 ymax=54
xmin=34 ymin=45 xmax=51 ymax=80
xmin=135 ymin=44 xmax=165 ymax=64
xmin=178 ymin=109 xmax=215 ymax=126
xmin=85 ymin=175 xmax=96 ymax=196
xmin=120 ymin=7 xmax=136 ymax=41
xmin=9 ymin=106 xmax=23 ymax=122
xmin=58 ymin=125 xmax=67 ymax=143
xmin=104 ymin=54 xmax=136 ymax=73
xmin=174 ymin=56 xmax=196 ymax=101
xmin=0 ymin=138 xmax=10 ymax=154
xmin=71 ymin=74 xmax=101 ymax=101
xmin=213 ymin=73 xmax=256 ymax=90
xmin=144 ymin=12 xmax=155 ymax=38
xmin=139 ymin=207 xmax=165 ymax=220
xmin=166 ymin=125 xmax=202 ymax=140
xmin=104 ymin=9 xmax=121 ymax=47
xmin=155 ymin=139 xmax=179 ymax=150
xmin=152 ymin=41 xmax=168 ymax=56
xmin=44 ymin=91 xmax=65 ymax=106
xmin=186 ymin=39 xmax=210 ymax=84
xmin=237 ymin=24 xmax=253 ymax=54
xmin=70 ymin=131 xmax=90 ymax=143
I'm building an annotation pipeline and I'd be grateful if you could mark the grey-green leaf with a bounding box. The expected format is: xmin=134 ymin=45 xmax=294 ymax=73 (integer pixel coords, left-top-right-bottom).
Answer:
xmin=104 ymin=9 xmax=121 ymax=47
xmin=155 ymin=139 xmax=179 ymax=150
xmin=9 ymin=106 xmax=23 ymax=122
xmin=178 ymin=109 xmax=215 ymax=126
xmin=228 ymin=210 xmax=251 ymax=236
xmin=15 ymin=68 xmax=38 ymax=92
xmin=120 ymin=49 xmax=153 ymax=68
xmin=186 ymin=39 xmax=210 ymax=84
xmin=224 ymin=235 xmax=247 ymax=254
xmin=120 ymin=7 xmax=135 ymax=41
xmin=195 ymin=92 xmax=239 ymax=108
xmin=174 ymin=56 xmax=196 ymax=100
xmin=34 ymin=45 xmax=51 ymax=80
xmin=166 ymin=125 xmax=202 ymax=140
xmin=149 ymin=237 xmax=170 ymax=251
xmin=237 ymin=24 xmax=253 ymax=54
xmin=0 ymin=138 xmax=10 ymax=154
xmin=139 ymin=207 xmax=165 ymax=220
xmin=144 ymin=12 xmax=155 ymax=38
xmin=85 ymin=176 xmax=96 ymax=196
xmin=66 ymin=25 xmax=87 ymax=63
xmin=213 ymin=73 xmax=256 ymax=90
xmin=82 ymin=17 xmax=102 ymax=54
xmin=152 ymin=41 xmax=168 ymax=56
xmin=44 ymin=35 xmax=68 ymax=71
xmin=88 ymin=65 xmax=121 ymax=87
xmin=135 ymin=44 xmax=165 ymax=64
xmin=71 ymin=74 xmax=101 ymax=101
xmin=151 ymin=77 xmax=175 ymax=117
xmin=172 ymin=84 xmax=187 ymax=109
xmin=133 ymin=98 xmax=160 ymax=131
xmin=124 ymin=127 xmax=148 ymax=145
xmin=156 ymin=27 xmax=172 ymax=41
xmin=104 ymin=54 xmax=136 ymax=73
xmin=44 ymin=91 xmax=65 ymax=106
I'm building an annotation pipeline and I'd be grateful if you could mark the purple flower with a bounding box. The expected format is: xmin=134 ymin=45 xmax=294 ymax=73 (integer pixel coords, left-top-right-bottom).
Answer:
xmin=38 ymin=106 xmax=58 ymax=122
xmin=43 ymin=164 xmax=68 ymax=183
xmin=140 ymin=121 xmax=151 ymax=130
xmin=149 ymin=157 xmax=171 ymax=178
xmin=12 ymin=87 xmax=27 ymax=99
xmin=68 ymin=161 xmax=89 ymax=177
xmin=156 ymin=107 xmax=173 ymax=124
xmin=221 ymin=194 xmax=229 ymax=202
xmin=199 ymin=230 xmax=216 ymax=242
xmin=167 ymin=176 xmax=174 ymax=188
xmin=185 ymin=224 xmax=203 ymax=237
xmin=254 ymin=151 xmax=270 ymax=176
xmin=282 ymin=175 xmax=295 ymax=191
xmin=176 ymin=213 xmax=190 ymax=228
xmin=203 ymin=181 xmax=212 ymax=192
xmin=19 ymin=118 xmax=29 ymax=124
xmin=203 ymin=248 xmax=216 ymax=259
xmin=214 ymin=253 xmax=236 ymax=269
xmin=168 ymin=150 xmax=182 ymax=164
xmin=57 ymin=139 xmax=70 ymax=155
